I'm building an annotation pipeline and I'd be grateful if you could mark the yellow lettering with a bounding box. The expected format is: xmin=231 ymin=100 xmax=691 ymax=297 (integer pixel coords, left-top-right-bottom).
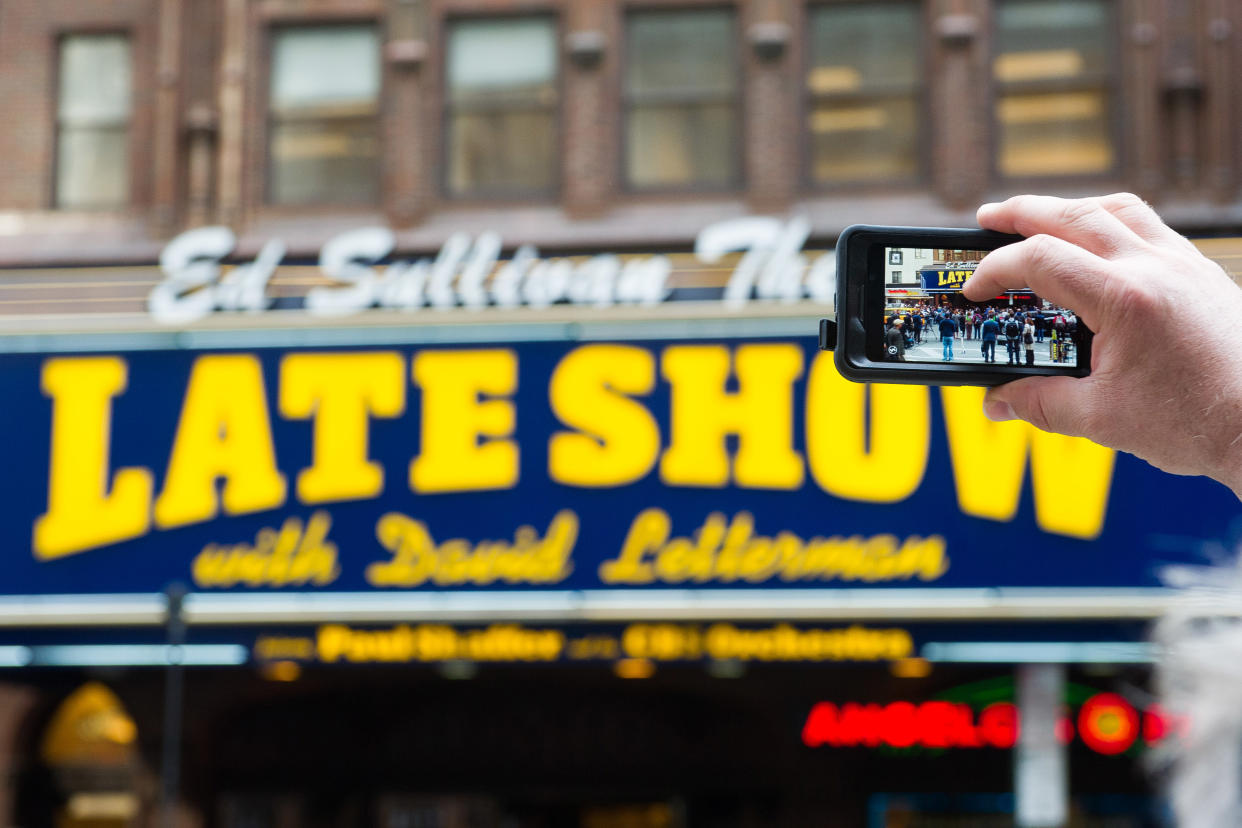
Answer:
xmin=33 ymin=357 xmax=153 ymax=559
xmin=941 ymin=387 xmax=1115 ymax=538
xmin=279 ymin=352 xmax=405 ymax=504
xmin=366 ymin=510 xmax=577 ymax=587
xmin=805 ymin=352 xmax=929 ymax=502
xmin=154 ymin=355 xmax=286 ymax=527
xmin=409 ymin=349 xmax=518 ymax=492
xmin=601 ymin=509 xmax=948 ymax=586
xmin=254 ymin=636 xmax=314 ymax=661
xmin=660 ymin=344 xmax=804 ymax=488
xmin=548 ymin=345 xmax=660 ymax=487
xmin=621 ymin=624 xmax=702 ymax=660
xmin=315 ymin=623 xmax=564 ymax=663
xmin=700 ymin=623 xmax=914 ymax=662
xmin=316 ymin=624 xmax=352 ymax=662
xmin=191 ymin=512 xmax=340 ymax=588
xmin=599 ymin=507 xmax=669 ymax=584
xmin=1029 ymin=429 xmax=1117 ymax=539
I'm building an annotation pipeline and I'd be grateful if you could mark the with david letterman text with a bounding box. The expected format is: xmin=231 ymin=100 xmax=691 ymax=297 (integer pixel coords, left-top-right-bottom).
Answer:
xmin=189 ymin=507 xmax=948 ymax=590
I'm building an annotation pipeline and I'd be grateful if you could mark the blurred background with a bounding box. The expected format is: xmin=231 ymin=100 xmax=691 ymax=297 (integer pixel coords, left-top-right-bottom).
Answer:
xmin=1 ymin=1 xmax=1241 ymax=827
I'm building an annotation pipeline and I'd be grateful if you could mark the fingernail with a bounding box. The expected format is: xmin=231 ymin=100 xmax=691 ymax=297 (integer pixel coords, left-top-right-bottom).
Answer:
xmin=984 ymin=399 xmax=1015 ymax=422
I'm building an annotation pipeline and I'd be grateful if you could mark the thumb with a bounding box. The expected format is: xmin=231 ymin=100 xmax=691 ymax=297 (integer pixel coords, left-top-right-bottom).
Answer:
xmin=983 ymin=376 xmax=1099 ymax=437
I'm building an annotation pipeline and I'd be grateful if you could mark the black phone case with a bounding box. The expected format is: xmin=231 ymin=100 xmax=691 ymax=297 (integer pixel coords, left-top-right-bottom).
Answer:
xmin=826 ymin=225 xmax=1091 ymax=387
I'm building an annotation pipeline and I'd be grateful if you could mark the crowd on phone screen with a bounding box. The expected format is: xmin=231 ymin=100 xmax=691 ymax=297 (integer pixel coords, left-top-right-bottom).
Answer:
xmin=884 ymin=303 xmax=1078 ymax=365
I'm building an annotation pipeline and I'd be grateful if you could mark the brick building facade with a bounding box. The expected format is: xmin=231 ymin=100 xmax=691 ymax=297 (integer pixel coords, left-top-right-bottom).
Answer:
xmin=1 ymin=0 xmax=1241 ymax=269
xmin=2 ymin=3 xmax=1241 ymax=825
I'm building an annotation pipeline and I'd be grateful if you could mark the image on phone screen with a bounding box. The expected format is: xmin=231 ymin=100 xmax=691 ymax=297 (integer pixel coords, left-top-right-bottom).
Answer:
xmin=880 ymin=246 xmax=1080 ymax=368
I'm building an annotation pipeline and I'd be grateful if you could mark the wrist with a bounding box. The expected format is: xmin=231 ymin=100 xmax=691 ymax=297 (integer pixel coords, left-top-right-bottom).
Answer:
xmin=1218 ymin=449 xmax=1242 ymax=501
xmin=1203 ymin=385 xmax=1242 ymax=499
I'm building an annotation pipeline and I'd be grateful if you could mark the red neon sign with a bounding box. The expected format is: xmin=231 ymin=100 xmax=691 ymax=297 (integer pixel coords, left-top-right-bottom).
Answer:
xmin=802 ymin=701 xmax=1018 ymax=750
xmin=1078 ymin=693 xmax=1140 ymax=755
xmin=1143 ymin=703 xmax=1171 ymax=745
xmin=802 ymin=694 xmax=1172 ymax=755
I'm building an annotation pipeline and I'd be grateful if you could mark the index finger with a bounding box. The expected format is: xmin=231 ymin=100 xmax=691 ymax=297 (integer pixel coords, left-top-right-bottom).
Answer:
xmin=1095 ymin=192 xmax=1200 ymax=253
xmin=962 ymin=234 xmax=1109 ymax=329
xmin=977 ymin=194 xmax=1145 ymax=258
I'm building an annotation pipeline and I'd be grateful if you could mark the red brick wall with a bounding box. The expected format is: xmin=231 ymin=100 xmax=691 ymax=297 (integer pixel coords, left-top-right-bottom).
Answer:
xmin=0 ymin=0 xmax=160 ymax=211
xmin=0 ymin=0 xmax=1237 ymax=266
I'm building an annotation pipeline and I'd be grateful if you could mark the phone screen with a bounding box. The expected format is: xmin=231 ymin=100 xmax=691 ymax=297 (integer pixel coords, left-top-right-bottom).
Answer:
xmin=880 ymin=246 xmax=1080 ymax=368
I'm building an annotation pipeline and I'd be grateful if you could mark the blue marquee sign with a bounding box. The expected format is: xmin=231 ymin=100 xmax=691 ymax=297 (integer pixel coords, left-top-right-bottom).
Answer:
xmin=0 ymin=338 xmax=1232 ymax=599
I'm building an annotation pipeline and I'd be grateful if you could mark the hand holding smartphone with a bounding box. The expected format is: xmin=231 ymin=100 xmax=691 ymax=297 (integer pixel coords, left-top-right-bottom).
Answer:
xmin=820 ymin=225 xmax=1092 ymax=386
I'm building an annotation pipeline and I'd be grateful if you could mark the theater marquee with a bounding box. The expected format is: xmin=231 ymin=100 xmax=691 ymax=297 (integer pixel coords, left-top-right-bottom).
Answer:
xmin=0 ymin=332 xmax=1233 ymax=617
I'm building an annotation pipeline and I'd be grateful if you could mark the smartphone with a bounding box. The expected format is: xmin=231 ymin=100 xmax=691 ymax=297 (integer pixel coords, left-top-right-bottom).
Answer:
xmin=820 ymin=225 xmax=1092 ymax=386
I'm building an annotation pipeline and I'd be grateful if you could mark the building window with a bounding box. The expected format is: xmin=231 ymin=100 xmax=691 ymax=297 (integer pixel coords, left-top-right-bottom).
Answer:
xmin=625 ymin=9 xmax=738 ymax=190
xmin=891 ymin=271 xmax=902 ymax=284
xmin=446 ymin=17 xmax=558 ymax=197
xmin=268 ymin=25 xmax=380 ymax=205
xmin=806 ymin=3 xmax=920 ymax=185
xmin=994 ymin=0 xmax=1115 ymax=178
xmin=55 ymin=34 xmax=132 ymax=209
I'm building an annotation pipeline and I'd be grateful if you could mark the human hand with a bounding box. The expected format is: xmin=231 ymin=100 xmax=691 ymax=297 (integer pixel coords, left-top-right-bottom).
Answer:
xmin=962 ymin=193 xmax=1242 ymax=496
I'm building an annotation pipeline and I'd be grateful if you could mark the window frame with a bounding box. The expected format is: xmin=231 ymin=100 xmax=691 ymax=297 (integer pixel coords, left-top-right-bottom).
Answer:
xmin=801 ymin=0 xmax=929 ymax=192
xmin=51 ymin=30 xmax=134 ymax=211
xmin=440 ymin=12 xmax=563 ymax=202
xmin=620 ymin=5 xmax=745 ymax=195
xmin=263 ymin=20 xmax=385 ymax=208
xmin=989 ymin=0 xmax=1123 ymax=186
